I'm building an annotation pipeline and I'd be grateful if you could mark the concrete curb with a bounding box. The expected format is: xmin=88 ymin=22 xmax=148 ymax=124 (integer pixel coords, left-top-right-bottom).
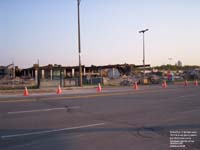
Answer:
xmin=0 ymin=86 xmax=98 ymax=96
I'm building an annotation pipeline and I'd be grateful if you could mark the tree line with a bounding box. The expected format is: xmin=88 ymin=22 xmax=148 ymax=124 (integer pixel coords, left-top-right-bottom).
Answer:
xmin=153 ymin=65 xmax=200 ymax=71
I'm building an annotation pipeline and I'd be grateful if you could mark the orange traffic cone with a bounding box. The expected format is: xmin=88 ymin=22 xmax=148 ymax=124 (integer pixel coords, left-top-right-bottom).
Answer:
xmin=133 ymin=82 xmax=138 ymax=90
xmin=184 ymin=80 xmax=188 ymax=87
xmin=194 ymin=80 xmax=198 ymax=86
xmin=57 ymin=84 xmax=62 ymax=94
xmin=162 ymin=81 xmax=167 ymax=88
xmin=97 ymin=83 xmax=102 ymax=92
xmin=24 ymin=86 xmax=29 ymax=96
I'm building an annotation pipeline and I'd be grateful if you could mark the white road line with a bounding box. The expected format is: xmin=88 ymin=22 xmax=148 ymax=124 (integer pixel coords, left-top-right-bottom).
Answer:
xmin=7 ymin=106 xmax=80 ymax=114
xmin=68 ymin=106 xmax=81 ymax=109
xmin=1 ymin=123 xmax=106 ymax=139
xmin=176 ymin=94 xmax=199 ymax=99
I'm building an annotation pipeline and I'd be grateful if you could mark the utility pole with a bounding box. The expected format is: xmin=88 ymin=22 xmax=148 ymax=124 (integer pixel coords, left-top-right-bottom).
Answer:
xmin=77 ymin=0 xmax=83 ymax=86
xmin=139 ymin=29 xmax=149 ymax=80
xmin=37 ymin=59 xmax=40 ymax=88
xmin=168 ymin=57 xmax=172 ymax=70
xmin=12 ymin=61 xmax=15 ymax=88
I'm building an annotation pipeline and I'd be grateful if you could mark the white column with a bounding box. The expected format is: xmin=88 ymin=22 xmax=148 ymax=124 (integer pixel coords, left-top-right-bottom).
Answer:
xmin=64 ymin=69 xmax=66 ymax=78
xmin=72 ymin=68 xmax=75 ymax=77
xmin=50 ymin=69 xmax=53 ymax=80
xmin=42 ymin=69 xmax=45 ymax=79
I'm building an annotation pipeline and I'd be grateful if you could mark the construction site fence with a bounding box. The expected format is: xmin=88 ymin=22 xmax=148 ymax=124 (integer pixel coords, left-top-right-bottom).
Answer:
xmin=0 ymin=77 xmax=104 ymax=89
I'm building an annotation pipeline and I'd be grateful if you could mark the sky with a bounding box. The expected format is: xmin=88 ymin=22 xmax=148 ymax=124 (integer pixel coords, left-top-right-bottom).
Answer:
xmin=0 ymin=0 xmax=200 ymax=68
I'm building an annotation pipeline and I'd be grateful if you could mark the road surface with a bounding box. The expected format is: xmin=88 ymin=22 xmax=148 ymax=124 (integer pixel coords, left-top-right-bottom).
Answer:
xmin=0 ymin=85 xmax=200 ymax=150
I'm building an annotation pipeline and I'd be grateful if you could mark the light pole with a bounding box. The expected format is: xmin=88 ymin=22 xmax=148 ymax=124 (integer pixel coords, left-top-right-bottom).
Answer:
xmin=77 ymin=0 xmax=82 ymax=86
xmin=139 ymin=29 xmax=149 ymax=79
xmin=168 ymin=57 xmax=172 ymax=70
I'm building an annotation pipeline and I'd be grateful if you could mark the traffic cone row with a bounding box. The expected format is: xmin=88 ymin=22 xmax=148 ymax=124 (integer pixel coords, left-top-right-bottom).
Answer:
xmin=184 ymin=80 xmax=188 ymax=87
xmin=23 ymin=84 xmax=62 ymax=96
xmin=184 ymin=80 xmax=199 ymax=87
xmin=24 ymin=86 xmax=29 ymax=96
xmin=162 ymin=80 xmax=167 ymax=88
xmin=161 ymin=80 xmax=199 ymax=88
xmin=194 ymin=80 xmax=198 ymax=86
xmin=23 ymin=80 xmax=199 ymax=96
xmin=133 ymin=82 xmax=138 ymax=90
xmin=97 ymin=83 xmax=102 ymax=92
xmin=56 ymin=84 xmax=62 ymax=95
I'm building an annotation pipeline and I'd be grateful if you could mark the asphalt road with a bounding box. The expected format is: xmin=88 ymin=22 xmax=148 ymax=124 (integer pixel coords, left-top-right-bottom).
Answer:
xmin=0 ymin=85 xmax=200 ymax=150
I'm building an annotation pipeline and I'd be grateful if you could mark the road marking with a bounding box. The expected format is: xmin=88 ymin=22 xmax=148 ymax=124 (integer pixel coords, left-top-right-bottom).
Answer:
xmin=176 ymin=94 xmax=199 ymax=99
xmin=7 ymin=106 xmax=80 ymax=114
xmin=0 ymin=91 xmax=137 ymax=103
xmin=67 ymin=106 xmax=81 ymax=109
xmin=0 ymin=99 xmax=36 ymax=103
xmin=38 ymin=88 xmax=178 ymax=100
xmin=1 ymin=122 xmax=106 ymax=139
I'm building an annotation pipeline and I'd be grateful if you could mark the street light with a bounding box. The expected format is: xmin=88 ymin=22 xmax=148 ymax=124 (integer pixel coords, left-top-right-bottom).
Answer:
xmin=139 ymin=29 xmax=149 ymax=79
xmin=168 ymin=57 xmax=172 ymax=70
xmin=77 ymin=0 xmax=82 ymax=86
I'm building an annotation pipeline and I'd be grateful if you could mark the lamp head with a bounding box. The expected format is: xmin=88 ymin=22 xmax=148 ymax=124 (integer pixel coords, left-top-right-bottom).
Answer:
xmin=139 ymin=29 xmax=149 ymax=33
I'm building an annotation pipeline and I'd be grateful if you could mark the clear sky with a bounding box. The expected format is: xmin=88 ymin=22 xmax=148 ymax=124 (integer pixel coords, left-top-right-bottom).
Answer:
xmin=0 ymin=0 xmax=200 ymax=68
